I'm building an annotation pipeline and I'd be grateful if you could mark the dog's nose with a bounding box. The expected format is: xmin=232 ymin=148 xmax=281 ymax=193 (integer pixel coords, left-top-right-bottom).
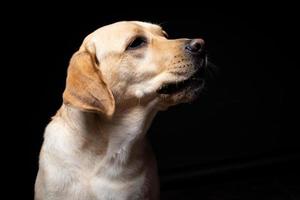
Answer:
xmin=185 ymin=38 xmax=205 ymax=54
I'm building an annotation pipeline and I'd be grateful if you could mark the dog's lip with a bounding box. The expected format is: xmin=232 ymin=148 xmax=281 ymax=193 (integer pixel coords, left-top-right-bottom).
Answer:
xmin=156 ymin=69 xmax=204 ymax=95
xmin=156 ymin=56 xmax=207 ymax=95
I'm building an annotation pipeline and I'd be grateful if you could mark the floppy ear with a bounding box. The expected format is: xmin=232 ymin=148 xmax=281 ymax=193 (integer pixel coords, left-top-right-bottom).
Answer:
xmin=63 ymin=51 xmax=115 ymax=116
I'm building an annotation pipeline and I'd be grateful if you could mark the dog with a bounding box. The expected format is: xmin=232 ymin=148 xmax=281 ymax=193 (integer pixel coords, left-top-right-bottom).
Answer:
xmin=35 ymin=21 xmax=207 ymax=200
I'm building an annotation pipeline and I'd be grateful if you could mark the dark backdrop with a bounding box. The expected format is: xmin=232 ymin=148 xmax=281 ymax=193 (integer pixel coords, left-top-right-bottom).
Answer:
xmin=7 ymin=5 xmax=299 ymax=199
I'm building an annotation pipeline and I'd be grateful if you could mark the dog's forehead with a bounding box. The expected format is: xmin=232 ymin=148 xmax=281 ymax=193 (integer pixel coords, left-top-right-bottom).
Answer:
xmin=82 ymin=21 xmax=165 ymax=57
xmin=90 ymin=21 xmax=164 ymax=42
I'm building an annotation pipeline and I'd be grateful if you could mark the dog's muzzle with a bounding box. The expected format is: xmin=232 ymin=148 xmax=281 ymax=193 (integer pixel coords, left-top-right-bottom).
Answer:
xmin=157 ymin=38 xmax=207 ymax=95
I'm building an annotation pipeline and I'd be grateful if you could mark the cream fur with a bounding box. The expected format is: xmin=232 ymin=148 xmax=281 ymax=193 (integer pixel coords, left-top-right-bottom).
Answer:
xmin=35 ymin=21 xmax=205 ymax=200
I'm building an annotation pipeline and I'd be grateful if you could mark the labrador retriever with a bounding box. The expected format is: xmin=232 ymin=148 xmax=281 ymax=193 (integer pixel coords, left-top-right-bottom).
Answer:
xmin=35 ymin=21 xmax=207 ymax=200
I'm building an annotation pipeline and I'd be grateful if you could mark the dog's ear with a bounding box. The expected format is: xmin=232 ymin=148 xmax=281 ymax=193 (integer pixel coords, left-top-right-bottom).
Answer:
xmin=63 ymin=51 xmax=115 ymax=116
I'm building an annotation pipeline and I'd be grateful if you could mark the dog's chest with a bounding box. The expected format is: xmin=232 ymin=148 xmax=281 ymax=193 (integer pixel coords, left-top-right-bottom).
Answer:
xmin=45 ymin=157 xmax=152 ymax=200
xmin=89 ymin=173 xmax=149 ymax=200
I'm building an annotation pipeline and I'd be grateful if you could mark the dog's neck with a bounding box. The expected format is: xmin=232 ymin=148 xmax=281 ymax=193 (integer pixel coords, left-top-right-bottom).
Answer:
xmin=60 ymin=99 xmax=159 ymax=164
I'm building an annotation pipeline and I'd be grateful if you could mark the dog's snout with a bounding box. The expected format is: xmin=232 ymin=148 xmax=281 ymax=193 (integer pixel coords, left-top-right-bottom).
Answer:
xmin=185 ymin=39 xmax=205 ymax=54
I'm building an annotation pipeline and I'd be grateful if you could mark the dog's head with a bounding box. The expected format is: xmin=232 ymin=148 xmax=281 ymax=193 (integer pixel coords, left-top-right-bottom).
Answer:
xmin=63 ymin=21 xmax=207 ymax=116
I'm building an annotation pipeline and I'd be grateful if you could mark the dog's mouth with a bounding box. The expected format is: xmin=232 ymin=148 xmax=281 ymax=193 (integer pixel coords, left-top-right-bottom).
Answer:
xmin=157 ymin=68 xmax=205 ymax=95
xmin=156 ymin=54 xmax=207 ymax=96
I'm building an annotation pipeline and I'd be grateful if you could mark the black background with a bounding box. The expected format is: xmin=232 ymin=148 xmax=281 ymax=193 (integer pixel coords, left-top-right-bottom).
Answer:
xmin=6 ymin=4 xmax=299 ymax=199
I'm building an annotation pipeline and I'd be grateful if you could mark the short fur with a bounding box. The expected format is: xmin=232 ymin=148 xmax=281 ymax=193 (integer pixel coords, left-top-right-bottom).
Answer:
xmin=35 ymin=21 xmax=205 ymax=200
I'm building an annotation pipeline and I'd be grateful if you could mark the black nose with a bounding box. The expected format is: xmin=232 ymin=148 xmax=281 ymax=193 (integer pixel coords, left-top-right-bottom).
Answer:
xmin=185 ymin=38 xmax=205 ymax=54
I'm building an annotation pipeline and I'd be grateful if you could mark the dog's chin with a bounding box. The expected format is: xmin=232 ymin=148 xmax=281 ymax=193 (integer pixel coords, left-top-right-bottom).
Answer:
xmin=158 ymin=84 xmax=204 ymax=105
xmin=156 ymin=73 xmax=205 ymax=105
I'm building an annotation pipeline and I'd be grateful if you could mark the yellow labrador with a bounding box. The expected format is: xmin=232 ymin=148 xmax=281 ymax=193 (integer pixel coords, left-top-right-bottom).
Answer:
xmin=35 ymin=21 xmax=206 ymax=200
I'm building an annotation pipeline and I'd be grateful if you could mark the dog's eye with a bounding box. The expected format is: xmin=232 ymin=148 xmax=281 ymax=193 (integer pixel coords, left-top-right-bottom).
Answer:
xmin=126 ymin=37 xmax=147 ymax=50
